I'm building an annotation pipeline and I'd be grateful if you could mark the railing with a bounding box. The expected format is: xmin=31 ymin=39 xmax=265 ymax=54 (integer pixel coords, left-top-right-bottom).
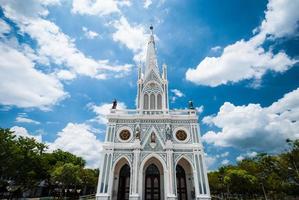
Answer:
xmin=109 ymin=109 xmax=197 ymax=116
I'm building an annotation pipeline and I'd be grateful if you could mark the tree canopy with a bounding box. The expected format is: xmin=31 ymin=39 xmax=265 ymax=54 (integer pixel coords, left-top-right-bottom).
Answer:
xmin=208 ymin=139 xmax=299 ymax=199
xmin=0 ymin=128 xmax=98 ymax=198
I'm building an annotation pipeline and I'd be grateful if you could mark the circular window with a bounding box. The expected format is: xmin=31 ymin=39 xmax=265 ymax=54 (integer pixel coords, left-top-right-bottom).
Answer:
xmin=119 ymin=130 xmax=131 ymax=141
xmin=176 ymin=130 xmax=187 ymax=141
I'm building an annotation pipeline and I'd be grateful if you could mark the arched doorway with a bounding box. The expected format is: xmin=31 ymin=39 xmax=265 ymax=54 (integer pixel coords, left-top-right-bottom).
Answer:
xmin=145 ymin=164 xmax=160 ymax=200
xmin=140 ymin=155 xmax=165 ymax=200
xmin=117 ymin=164 xmax=130 ymax=200
xmin=111 ymin=158 xmax=131 ymax=200
xmin=176 ymin=165 xmax=188 ymax=200
xmin=176 ymin=158 xmax=195 ymax=200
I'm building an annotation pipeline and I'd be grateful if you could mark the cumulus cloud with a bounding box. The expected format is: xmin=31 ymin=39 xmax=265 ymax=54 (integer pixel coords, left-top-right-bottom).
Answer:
xmin=82 ymin=26 xmax=100 ymax=39
xmin=11 ymin=126 xmax=42 ymax=142
xmin=16 ymin=113 xmax=40 ymax=124
xmin=88 ymin=102 xmax=127 ymax=124
xmin=259 ymin=0 xmax=299 ymax=38
xmin=202 ymin=88 xmax=299 ymax=152
xmin=0 ymin=0 xmax=132 ymax=80
xmin=49 ymin=123 xmax=103 ymax=168
xmin=112 ymin=16 xmax=150 ymax=62
xmin=0 ymin=42 xmax=67 ymax=109
xmin=55 ymin=70 xmax=76 ymax=80
xmin=72 ymin=0 xmax=120 ymax=16
xmin=186 ymin=0 xmax=299 ymax=87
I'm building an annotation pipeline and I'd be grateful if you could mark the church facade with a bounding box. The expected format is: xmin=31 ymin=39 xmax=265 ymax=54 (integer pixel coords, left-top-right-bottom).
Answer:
xmin=96 ymin=27 xmax=210 ymax=200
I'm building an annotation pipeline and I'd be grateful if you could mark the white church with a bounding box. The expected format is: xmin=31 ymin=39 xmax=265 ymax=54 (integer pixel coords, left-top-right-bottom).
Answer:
xmin=96 ymin=26 xmax=210 ymax=200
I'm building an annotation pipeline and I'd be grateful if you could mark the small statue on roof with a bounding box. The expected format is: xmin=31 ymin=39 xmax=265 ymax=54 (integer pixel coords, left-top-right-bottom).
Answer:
xmin=112 ymin=99 xmax=117 ymax=109
xmin=188 ymin=100 xmax=195 ymax=110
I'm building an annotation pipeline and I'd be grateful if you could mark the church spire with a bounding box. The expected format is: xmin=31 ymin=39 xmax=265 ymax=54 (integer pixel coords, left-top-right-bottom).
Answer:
xmin=145 ymin=25 xmax=159 ymax=76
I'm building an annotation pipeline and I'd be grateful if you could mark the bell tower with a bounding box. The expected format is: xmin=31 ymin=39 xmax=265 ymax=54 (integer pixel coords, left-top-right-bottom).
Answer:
xmin=136 ymin=26 xmax=169 ymax=113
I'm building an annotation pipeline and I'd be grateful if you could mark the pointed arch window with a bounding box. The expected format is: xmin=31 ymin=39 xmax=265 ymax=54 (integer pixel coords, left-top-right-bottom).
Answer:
xmin=144 ymin=94 xmax=149 ymax=109
xmin=157 ymin=94 xmax=162 ymax=109
xmin=150 ymin=94 xmax=155 ymax=110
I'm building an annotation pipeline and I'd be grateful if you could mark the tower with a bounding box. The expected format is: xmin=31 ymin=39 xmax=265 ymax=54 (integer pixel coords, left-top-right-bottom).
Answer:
xmin=96 ymin=26 xmax=210 ymax=200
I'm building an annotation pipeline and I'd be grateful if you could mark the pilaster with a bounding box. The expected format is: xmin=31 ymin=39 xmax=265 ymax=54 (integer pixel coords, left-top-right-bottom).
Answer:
xmin=130 ymin=139 xmax=141 ymax=200
xmin=165 ymin=140 xmax=176 ymax=198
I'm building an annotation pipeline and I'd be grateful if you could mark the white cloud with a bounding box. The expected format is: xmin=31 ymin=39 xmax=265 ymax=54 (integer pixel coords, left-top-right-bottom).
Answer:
xmin=204 ymin=154 xmax=216 ymax=170
xmin=171 ymin=89 xmax=184 ymax=97
xmin=170 ymin=89 xmax=185 ymax=103
xmin=259 ymin=0 xmax=299 ymax=38
xmin=16 ymin=114 xmax=40 ymax=124
xmin=1 ymin=0 xmax=132 ymax=80
xmin=195 ymin=105 xmax=204 ymax=114
xmin=0 ymin=42 xmax=67 ymax=109
xmin=144 ymin=0 xmax=152 ymax=8
xmin=221 ymin=159 xmax=229 ymax=165
xmin=247 ymin=151 xmax=257 ymax=158
xmin=88 ymin=102 xmax=127 ymax=124
xmin=236 ymin=155 xmax=245 ymax=162
xmin=186 ymin=0 xmax=299 ymax=87
xmin=211 ymin=46 xmax=221 ymax=52
xmin=72 ymin=0 xmax=120 ymax=16
xmin=49 ymin=123 xmax=103 ymax=168
xmin=112 ymin=16 xmax=150 ymax=62
xmin=0 ymin=19 xmax=10 ymax=35
xmin=236 ymin=151 xmax=257 ymax=162
xmin=11 ymin=126 xmax=42 ymax=142
xmin=82 ymin=26 xmax=100 ymax=39
xmin=186 ymin=35 xmax=296 ymax=87
xmin=55 ymin=70 xmax=76 ymax=80
xmin=202 ymin=88 xmax=299 ymax=152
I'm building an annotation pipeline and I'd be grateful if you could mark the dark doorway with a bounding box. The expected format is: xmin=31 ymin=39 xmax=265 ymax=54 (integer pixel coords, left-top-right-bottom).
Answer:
xmin=145 ymin=164 xmax=160 ymax=200
xmin=117 ymin=164 xmax=130 ymax=200
xmin=176 ymin=165 xmax=188 ymax=200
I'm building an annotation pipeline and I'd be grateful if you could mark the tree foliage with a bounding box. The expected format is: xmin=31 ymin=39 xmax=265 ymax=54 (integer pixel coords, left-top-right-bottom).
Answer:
xmin=208 ymin=139 xmax=299 ymax=198
xmin=0 ymin=128 xmax=98 ymax=198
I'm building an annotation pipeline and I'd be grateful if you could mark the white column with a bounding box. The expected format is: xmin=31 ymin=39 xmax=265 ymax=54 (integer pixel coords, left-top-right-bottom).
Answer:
xmin=166 ymin=141 xmax=176 ymax=200
xmin=130 ymin=141 xmax=141 ymax=200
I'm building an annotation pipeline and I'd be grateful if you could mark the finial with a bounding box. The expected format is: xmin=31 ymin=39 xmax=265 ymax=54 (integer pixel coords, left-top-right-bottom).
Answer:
xmin=150 ymin=25 xmax=153 ymax=35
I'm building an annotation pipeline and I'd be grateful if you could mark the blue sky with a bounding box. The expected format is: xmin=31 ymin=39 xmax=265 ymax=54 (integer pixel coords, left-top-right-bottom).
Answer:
xmin=0 ymin=0 xmax=299 ymax=169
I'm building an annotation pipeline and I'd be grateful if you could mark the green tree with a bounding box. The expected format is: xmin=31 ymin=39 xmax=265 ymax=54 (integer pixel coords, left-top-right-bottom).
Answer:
xmin=51 ymin=163 xmax=82 ymax=188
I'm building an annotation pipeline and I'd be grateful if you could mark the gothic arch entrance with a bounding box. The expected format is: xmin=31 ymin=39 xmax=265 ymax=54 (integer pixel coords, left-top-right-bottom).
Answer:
xmin=111 ymin=158 xmax=131 ymax=200
xmin=117 ymin=164 xmax=130 ymax=200
xmin=176 ymin=165 xmax=188 ymax=200
xmin=145 ymin=164 xmax=160 ymax=200
xmin=140 ymin=156 xmax=165 ymax=200
xmin=176 ymin=158 xmax=195 ymax=200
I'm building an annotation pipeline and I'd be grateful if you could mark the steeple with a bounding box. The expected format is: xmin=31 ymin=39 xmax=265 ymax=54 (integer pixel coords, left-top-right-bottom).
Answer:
xmin=136 ymin=26 xmax=169 ymax=112
xmin=145 ymin=25 xmax=159 ymax=76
